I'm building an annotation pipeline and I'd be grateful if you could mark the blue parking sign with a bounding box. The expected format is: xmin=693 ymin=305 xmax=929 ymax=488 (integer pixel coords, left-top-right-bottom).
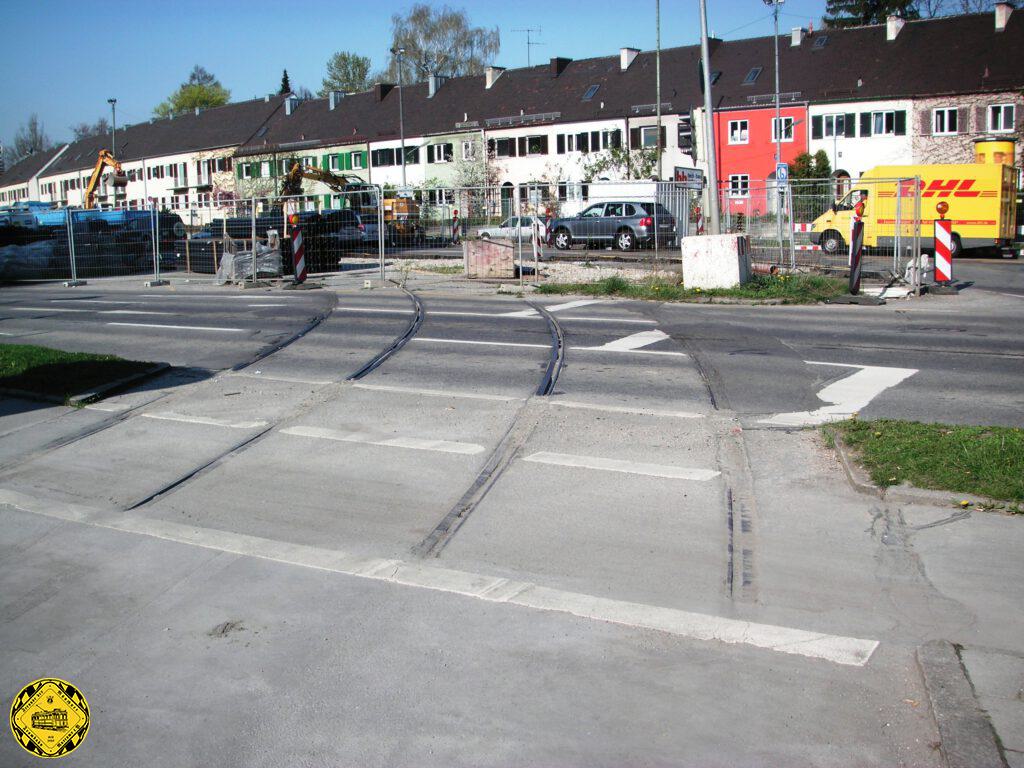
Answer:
xmin=776 ymin=162 xmax=789 ymax=183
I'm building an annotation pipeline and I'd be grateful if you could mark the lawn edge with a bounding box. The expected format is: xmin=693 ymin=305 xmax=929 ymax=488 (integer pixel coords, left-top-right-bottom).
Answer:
xmin=0 ymin=362 xmax=170 ymax=407
xmin=824 ymin=428 xmax=1001 ymax=509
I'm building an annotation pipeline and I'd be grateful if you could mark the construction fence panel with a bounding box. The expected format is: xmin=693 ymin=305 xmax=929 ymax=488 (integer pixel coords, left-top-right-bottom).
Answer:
xmin=174 ymin=191 xmax=386 ymax=280
xmin=719 ymin=177 xmax=921 ymax=279
xmin=0 ymin=208 xmax=75 ymax=281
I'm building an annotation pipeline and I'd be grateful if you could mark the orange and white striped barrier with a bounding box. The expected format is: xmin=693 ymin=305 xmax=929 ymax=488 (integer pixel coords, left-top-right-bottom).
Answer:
xmin=292 ymin=227 xmax=307 ymax=284
xmin=934 ymin=218 xmax=953 ymax=284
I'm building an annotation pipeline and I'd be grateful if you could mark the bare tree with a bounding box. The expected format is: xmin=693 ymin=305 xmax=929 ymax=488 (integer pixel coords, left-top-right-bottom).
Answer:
xmin=957 ymin=0 xmax=989 ymax=12
xmin=10 ymin=114 xmax=52 ymax=163
xmin=382 ymin=4 xmax=500 ymax=82
xmin=70 ymin=117 xmax=112 ymax=140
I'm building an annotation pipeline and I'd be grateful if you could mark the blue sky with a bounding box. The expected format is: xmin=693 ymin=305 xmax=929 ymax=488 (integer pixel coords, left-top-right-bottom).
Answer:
xmin=2 ymin=0 xmax=825 ymax=148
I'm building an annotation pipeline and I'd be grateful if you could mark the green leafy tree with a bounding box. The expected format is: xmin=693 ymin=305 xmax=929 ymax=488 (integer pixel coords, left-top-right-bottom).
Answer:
xmin=824 ymin=0 xmax=919 ymax=27
xmin=280 ymin=69 xmax=291 ymax=95
xmin=318 ymin=52 xmax=372 ymax=96
xmin=383 ymin=4 xmax=500 ymax=83
xmin=154 ymin=65 xmax=230 ymax=119
xmin=581 ymin=146 xmax=661 ymax=182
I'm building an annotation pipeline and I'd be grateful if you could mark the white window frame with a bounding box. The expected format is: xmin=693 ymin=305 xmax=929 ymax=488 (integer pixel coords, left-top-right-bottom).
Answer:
xmin=988 ymin=103 xmax=1015 ymax=133
xmin=241 ymin=164 xmax=253 ymax=179
xmin=260 ymin=161 xmax=271 ymax=177
xmin=329 ymin=155 xmax=341 ymax=172
xmin=872 ymin=111 xmax=896 ymax=136
xmin=350 ymin=152 xmax=364 ymax=170
xmin=932 ymin=107 xmax=958 ymax=136
xmin=728 ymin=174 xmax=750 ymax=198
xmin=640 ymin=125 xmax=660 ymax=148
xmin=728 ymin=120 xmax=749 ymax=145
xmin=772 ymin=117 xmax=794 ymax=142
xmin=823 ymin=114 xmax=845 ymax=138
xmin=461 ymin=140 xmax=476 ymax=161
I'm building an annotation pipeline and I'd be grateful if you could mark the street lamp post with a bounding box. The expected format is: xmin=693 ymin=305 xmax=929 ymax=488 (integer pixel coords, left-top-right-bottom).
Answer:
xmin=108 ymin=98 xmax=117 ymax=156
xmin=391 ymin=47 xmax=407 ymax=189
xmin=764 ymin=0 xmax=785 ymax=253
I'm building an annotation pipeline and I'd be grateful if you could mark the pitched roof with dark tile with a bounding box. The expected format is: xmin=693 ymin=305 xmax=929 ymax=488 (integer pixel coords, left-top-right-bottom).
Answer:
xmin=0 ymin=145 xmax=65 ymax=187
xmin=43 ymin=96 xmax=287 ymax=176
xmin=710 ymin=11 xmax=1024 ymax=109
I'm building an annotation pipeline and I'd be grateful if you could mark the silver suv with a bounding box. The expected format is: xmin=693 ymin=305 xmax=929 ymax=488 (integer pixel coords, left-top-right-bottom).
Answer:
xmin=549 ymin=201 xmax=677 ymax=251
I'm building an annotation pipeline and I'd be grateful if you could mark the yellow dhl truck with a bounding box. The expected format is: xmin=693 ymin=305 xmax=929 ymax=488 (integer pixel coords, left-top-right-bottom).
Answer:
xmin=810 ymin=139 xmax=1019 ymax=257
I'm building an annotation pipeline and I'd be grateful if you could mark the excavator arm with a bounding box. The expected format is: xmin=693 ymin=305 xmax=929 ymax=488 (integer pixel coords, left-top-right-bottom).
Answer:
xmin=280 ymin=162 xmax=368 ymax=197
xmin=83 ymin=150 xmax=127 ymax=210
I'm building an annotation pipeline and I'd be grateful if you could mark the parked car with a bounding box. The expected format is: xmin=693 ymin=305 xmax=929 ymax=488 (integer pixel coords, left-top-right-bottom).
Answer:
xmin=548 ymin=202 xmax=676 ymax=251
xmin=477 ymin=216 xmax=539 ymax=241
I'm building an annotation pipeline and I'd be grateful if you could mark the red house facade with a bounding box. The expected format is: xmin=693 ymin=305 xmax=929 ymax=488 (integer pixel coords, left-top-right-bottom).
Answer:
xmin=713 ymin=104 xmax=809 ymax=213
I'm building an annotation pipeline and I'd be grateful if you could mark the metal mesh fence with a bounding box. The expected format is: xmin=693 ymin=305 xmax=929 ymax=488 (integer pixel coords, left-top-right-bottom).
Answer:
xmin=719 ymin=177 xmax=922 ymax=279
xmin=0 ymin=204 xmax=179 ymax=282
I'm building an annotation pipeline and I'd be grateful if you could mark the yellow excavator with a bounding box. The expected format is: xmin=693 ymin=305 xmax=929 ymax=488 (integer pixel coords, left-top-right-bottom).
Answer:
xmin=83 ymin=150 xmax=128 ymax=209
xmin=279 ymin=161 xmax=423 ymax=243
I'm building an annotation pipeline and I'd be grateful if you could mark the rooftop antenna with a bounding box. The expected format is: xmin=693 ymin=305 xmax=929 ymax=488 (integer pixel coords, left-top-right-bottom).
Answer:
xmin=512 ymin=27 xmax=544 ymax=67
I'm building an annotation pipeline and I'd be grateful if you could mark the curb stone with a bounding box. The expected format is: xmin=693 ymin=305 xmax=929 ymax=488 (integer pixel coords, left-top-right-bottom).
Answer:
xmin=0 ymin=362 xmax=171 ymax=407
xmin=917 ymin=640 xmax=1008 ymax=768
xmin=829 ymin=431 xmax=995 ymax=509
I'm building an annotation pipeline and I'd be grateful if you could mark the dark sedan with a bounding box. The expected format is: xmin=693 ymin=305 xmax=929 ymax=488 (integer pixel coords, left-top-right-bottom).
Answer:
xmin=548 ymin=201 xmax=677 ymax=251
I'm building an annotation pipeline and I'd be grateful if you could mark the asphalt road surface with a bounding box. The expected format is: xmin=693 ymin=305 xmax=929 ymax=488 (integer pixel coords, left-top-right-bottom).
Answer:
xmin=0 ymin=273 xmax=1021 ymax=766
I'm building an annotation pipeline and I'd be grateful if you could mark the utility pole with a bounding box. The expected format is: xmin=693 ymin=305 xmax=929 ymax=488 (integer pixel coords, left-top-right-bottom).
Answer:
xmin=699 ymin=0 xmax=721 ymax=234
xmin=108 ymin=98 xmax=117 ymax=156
xmin=512 ymin=27 xmax=543 ymax=67
xmin=764 ymin=0 xmax=785 ymax=252
xmin=655 ymin=0 xmax=662 ymax=180
xmin=391 ymin=47 xmax=407 ymax=188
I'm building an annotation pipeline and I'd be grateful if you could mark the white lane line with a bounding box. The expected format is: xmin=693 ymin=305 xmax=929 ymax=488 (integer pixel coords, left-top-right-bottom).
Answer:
xmin=248 ymin=303 xmax=288 ymax=307
xmin=413 ymin=336 xmax=687 ymax=356
xmin=106 ymin=322 xmax=246 ymax=332
xmin=522 ymin=451 xmax=720 ymax=481
xmin=581 ymin=329 xmax=671 ymax=352
xmin=12 ymin=307 xmax=175 ymax=316
xmin=281 ymin=426 xmax=485 ymax=455
xmin=415 ymin=337 xmax=550 ymax=350
xmin=0 ymin=487 xmax=878 ymax=667
xmin=49 ymin=299 xmax=138 ymax=305
xmin=337 ymin=306 xmax=655 ymax=324
xmin=502 ymin=298 xmax=608 ymax=317
xmin=351 ymin=382 xmax=523 ymax=402
xmin=760 ymin=361 xmax=919 ymax=427
xmin=544 ymin=400 xmax=705 ymax=419
xmin=142 ymin=412 xmax=269 ymax=429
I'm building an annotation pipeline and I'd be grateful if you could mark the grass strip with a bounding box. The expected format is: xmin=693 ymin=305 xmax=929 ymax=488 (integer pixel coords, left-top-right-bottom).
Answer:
xmin=536 ymin=274 xmax=845 ymax=304
xmin=827 ymin=418 xmax=1024 ymax=505
xmin=0 ymin=343 xmax=157 ymax=403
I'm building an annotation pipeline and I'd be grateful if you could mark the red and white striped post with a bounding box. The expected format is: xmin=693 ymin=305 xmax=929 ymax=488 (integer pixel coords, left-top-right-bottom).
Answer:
xmin=291 ymin=226 xmax=307 ymax=284
xmin=934 ymin=202 xmax=953 ymax=285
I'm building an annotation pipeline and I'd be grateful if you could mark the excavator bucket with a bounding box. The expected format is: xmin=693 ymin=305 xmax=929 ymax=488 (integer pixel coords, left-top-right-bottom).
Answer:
xmin=111 ymin=173 xmax=129 ymax=188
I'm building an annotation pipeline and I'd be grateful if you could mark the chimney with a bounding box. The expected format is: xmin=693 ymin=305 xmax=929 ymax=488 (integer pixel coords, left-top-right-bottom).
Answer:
xmin=791 ymin=27 xmax=804 ymax=46
xmin=194 ymin=106 xmax=201 ymax=115
xmin=620 ymin=47 xmax=639 ymax=71
xmin=264 ymin=94 xmax=270 ymax=102
xmin=995 ymin=2 xmax=1013 ymax=31
xmin=374 ymin=83 xmax=395 ymax=101
xmin=329 ymin=91 xmax=344 ymax=110
xmin=485 ymin=66 xmax=505 ymax=88
xmin=428 ymin=74 xmax=449 ymax=98
xmin=549 ymin=57 xmax=572 ymax=77
xmin=285 ymin=96 xmax=298 ymax=115
xmin=886 ymin=15 xmax=905 ymax=40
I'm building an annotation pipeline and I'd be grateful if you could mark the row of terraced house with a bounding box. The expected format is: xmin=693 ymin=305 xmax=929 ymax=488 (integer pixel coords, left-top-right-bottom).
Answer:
xmin=1 ymin=6 xmax=1022 ymax=222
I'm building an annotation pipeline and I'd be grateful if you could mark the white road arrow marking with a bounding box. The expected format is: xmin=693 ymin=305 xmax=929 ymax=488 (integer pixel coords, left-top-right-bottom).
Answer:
xmin=581 ymin=329 xmax=671 ymax=352
xmin=760 ymin=361 xmax=918 ymax=427
xmin=501 ymin=298 xmax=608 ymax=317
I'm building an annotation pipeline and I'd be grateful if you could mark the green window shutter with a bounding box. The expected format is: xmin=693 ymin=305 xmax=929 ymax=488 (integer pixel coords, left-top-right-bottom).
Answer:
xmin=236 ymin=164 xmax=243 ymax=179
xmin=323 ymin=194 xmax=330 ymax=208
xmin=341 ymin=153 xmax=350 ymax=171
xmin=321 ymin=155 xmax=328 ymax=170
xmin=361 ymin=151 xmax=368 ymax=168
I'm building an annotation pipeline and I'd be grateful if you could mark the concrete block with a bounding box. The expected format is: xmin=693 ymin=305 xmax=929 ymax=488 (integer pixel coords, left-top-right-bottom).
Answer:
xmin=465 ymin=239 xmax=515 ymax=279
xmin=681 ymin=234 xmax=750 ymax=289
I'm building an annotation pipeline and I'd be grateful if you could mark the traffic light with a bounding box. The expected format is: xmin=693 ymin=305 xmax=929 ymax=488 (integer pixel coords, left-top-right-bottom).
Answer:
xmin=678 ymin=112 xmax=695 ymax=160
